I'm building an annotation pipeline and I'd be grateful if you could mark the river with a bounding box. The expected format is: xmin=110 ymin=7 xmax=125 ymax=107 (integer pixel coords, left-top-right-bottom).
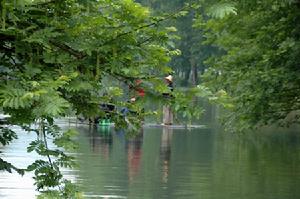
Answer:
xmin=0 ymin=120 xmax=300 ymax=198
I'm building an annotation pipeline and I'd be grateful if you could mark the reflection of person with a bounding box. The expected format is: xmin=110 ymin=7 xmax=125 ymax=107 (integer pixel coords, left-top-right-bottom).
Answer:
xmin=160 ymin=127 xmax=173 ymax=183
xmin=89 ymin=127 xmax=112 ymax=160
xmin=162 ymin=75 xmax=174 ymax=125
xmin=90 ymin=132 xmax=101 ymax=153
xmin=127 ymin=129 xmax=143 ymax=183
xmin=99 ymin=130 xmax=112 ymax=160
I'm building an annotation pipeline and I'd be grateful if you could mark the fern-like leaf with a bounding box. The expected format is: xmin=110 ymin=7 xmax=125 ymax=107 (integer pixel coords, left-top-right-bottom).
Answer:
xmin=65 ymin=80 xmax=93 ymax=92
xmin=0 ymin=127 xmax=18 ymax=146
xmin=208 ymin=3 xmax=237 ymax=19
xmin=0 ymin=88 xmax=31 ymax=109
xmin=0 ymin=158 xmax=25 ymax=175
xmin=33 ymin=96 xmax=70 ymax=117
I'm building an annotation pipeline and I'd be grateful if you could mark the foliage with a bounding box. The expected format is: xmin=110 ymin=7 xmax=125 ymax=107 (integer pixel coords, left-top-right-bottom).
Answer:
xmin=137 ymin=0 xmax=217 ymax=86
xmin=0 ymin=157 xmax=25 ymax=175
xmin=0 ymin=126 xmax=17 ymax=145
xmin=0 ymin=0 xmax=203 ymax=196
xmin=207 ymin=2 xmax=237 ymax=19
xmin=198 ymin=0 xmax=300 ymax=131
xmin=24 ymin=120 xmax=78 ymax=197
xmin=0 ymin=124 xmax=25 ymax=175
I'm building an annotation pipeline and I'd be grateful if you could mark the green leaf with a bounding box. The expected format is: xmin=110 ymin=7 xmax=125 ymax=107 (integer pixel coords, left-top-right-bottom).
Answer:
xmin=34 ymin=96 xmax=70 ymax=117
xmin=0 ymin=127 xmax=18 ymax=146
xmin=207 ymin=3 xmax=237 ymax=19
xmin=0 ymin=158 xmax=25 ymax=175
xmin=0 ymin=88 xmax=31 ymax=109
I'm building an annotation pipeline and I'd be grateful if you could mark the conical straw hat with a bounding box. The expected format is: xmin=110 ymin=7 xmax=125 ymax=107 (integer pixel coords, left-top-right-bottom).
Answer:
xmin=165 ymin=75 xmax=173 ymax=82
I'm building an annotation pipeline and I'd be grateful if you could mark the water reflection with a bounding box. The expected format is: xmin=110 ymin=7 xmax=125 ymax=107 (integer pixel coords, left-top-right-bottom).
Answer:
xmin=160 ymin=127 xmax=173 ymax=184
xmin=75 ymin=126 xmax=300 ymax=199
xmin=1 ymin=124 xmax=300 ymax=199
xmin=89 ymin=126 xmax=113 ymax=157
xmin=90 ymin=127 xmax=145 ymax=184
xmin=126 ymin=129 xmax=143 ymax=183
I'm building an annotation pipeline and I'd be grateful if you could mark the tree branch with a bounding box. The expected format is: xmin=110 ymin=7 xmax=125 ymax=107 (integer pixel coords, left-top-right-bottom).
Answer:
xmin=49 ymin=40 xmax=87 ymax=59
xmin=0 ymin=32 xmax=16 ymax=41
xmin=101 ymin=3 xmax=191 ymax=46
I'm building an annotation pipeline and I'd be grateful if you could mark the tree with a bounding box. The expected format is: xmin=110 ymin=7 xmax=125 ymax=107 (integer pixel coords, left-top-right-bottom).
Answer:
xmin=198 ymin=0 xmax=300 ymax=131
xmin=0 ymin=0 xmax=193 ymax=196
xmin=137 ymin=0 xmax=217 ymax=86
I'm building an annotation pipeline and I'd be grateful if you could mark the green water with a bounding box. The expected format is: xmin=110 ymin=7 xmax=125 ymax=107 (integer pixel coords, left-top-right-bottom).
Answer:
xmin=74 ymin=125 xmax=300 ymax=199
xmin=0 ymin=114 xmax=300 ymax=198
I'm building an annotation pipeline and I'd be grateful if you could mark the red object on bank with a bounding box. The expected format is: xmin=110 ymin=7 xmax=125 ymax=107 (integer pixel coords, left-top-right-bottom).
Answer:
xmin=135 ymin=80 xmax=145 ymax=97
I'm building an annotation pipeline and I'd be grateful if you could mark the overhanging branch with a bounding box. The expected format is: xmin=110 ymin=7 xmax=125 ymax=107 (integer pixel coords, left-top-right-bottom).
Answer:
xmin=101 ymin=3 xmax=192 ymax=46
xmin=49 ymin=40 xmax=87 ymax=59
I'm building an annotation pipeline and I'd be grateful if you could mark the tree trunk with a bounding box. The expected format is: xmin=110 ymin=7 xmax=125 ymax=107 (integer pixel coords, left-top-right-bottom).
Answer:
xmin=184 ymin=66 xmax=190 ymax=86
xmin=190 ymin=58 xmax=198 ymax=86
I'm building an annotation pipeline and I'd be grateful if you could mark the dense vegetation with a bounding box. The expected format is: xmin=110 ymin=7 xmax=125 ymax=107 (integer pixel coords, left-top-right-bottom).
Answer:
xmin=0 ymin=0 xmax=197 ymax=197
xmin=1 ymin=0 xmax=300 ymax=197
xmin=137 ymin=0 xmax=216 ymax=86
xmin=140 ymin=0 xmax=300 ymax=131
xmin=198 ymin=0 xmax=300 ymax=131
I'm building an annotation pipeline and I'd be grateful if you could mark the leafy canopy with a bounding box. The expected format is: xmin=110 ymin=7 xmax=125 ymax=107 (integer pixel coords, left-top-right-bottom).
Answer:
xmin=198 ymin=0 xmax=300 ymax=131
xmin=0 ymin=0 xmax=196 ymax=196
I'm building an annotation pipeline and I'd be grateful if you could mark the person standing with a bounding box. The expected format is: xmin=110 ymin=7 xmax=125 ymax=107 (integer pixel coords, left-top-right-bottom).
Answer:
xmin=162 ymin=75 xmax=174 ymax=125
xmin=121 ymin=79 xmax=145 ymax=117
xmin=129 ymin=79 xmax=145 ymax=102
